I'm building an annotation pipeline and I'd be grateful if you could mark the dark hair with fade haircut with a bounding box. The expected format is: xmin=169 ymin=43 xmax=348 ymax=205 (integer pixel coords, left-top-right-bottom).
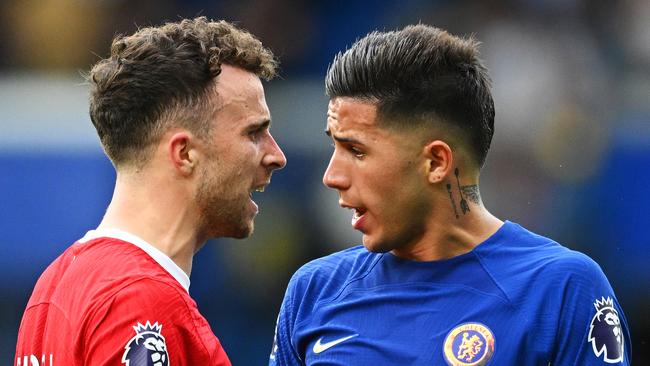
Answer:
xmin=325 ymin=24 xmax=495 ymax=168
xmin=88 ymin=16 xmax=278 ymax=167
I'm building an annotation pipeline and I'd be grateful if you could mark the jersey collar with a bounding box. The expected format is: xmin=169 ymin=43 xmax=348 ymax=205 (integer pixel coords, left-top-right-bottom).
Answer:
xmin=78 ymin=228 xmax=191 ymax=292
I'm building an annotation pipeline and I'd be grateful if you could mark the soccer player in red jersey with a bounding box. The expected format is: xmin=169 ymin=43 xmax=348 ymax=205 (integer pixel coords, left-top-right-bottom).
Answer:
xmin=15 ymin=17 xmax=286 ymax=366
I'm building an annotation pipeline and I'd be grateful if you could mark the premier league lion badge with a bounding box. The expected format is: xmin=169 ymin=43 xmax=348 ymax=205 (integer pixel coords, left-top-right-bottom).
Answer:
xmin=588 ymin=297 xmax=624 ymax=363
xmin=443 ymin=322 xmax=495 ymax=366
xmin=122 ymin=321 xmax=169 ymax=366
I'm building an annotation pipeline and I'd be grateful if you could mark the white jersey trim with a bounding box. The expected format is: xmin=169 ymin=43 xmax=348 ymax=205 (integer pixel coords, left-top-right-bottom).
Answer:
xmin=78 ymin=228 xmax=191 ymax=292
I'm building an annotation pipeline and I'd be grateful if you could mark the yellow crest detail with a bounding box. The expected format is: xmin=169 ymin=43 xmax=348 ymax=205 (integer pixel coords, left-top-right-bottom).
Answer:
xmin=443 ymin=323 xmax=495 ymax=366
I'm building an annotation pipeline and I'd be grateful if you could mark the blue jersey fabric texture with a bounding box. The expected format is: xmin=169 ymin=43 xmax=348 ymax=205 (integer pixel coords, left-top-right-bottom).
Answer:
xmin=269 ymin=221 xmax=631 ymax=365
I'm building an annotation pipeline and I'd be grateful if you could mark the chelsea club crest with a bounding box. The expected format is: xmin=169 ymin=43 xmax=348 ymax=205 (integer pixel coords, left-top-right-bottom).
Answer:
xmin=122 ymin=321 xmax=169 ymax=366
xmin=443 ymin=322 xmax=495 ymax=366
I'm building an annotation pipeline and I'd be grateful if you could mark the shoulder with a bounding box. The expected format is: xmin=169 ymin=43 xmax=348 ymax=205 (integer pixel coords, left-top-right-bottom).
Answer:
xmin=72 ymin=237 xmax=181 ymax=292
xmin=107 ymin=276 xmax=192 ymax=310
xmin=72 ymin=236 xmax=163 ymax=270
xmin=74 ymin=238 xmax=198 ymax=328
xmin=283 ymin=246 xmax=378 ymax=307
xmin=27 ymin=237 xmax=166 ymax=310
xmin=294 ymin=245 xmax=374 ymax=274
xmin=276 ymin=246 xmax=378 ymax=345
xmin=487 ymin=221 xmax=605 ymax=278
xmin=537 ymin=246 xmax=612 ymax=297
xmin=85 ymin=276 xmax=197 ymax=338
xmin=545 ymin=247 xmax=604 ymax=278
xmin=44 ymin=237 xmax=191 ymax=324
xmin=289 ymin=246 xmax=377 ymax=289
xmin=84 ymin=278 xmax=226 ymax=365
xmin=513 ymin=224 xmax=607 ymax=283
xmin=477 ymin=222 xmax=614 ymax=303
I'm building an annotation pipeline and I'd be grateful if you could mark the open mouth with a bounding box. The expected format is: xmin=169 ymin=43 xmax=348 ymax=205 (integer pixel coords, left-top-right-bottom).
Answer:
xmin=250 ymin=185 xmax=266 ymax=197
xmin=248 ymin=183 xmax=269 ymax=213
xmin=350 ymin=207 xmax=367 ymax=230
xmin=352 ymin=207 xmax=366 ymax=220
xmin=249 ymin=180 xmax=270 ymax=196
xmin=340 ymin=201 xmax=367 ymax=231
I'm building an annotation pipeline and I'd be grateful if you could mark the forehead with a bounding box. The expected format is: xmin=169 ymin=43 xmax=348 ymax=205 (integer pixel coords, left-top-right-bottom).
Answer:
xmin=327 ymin=97 xmax=378 ymax=132
xmin=327 ymin=97 xmax=431 ymax=155
xmin=211 ymin=64 xmax=269 ymax=124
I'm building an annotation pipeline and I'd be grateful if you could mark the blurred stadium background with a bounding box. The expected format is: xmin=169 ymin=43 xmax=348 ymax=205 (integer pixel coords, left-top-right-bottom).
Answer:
xmin=1 ymin=0 xmax=648 ymax=364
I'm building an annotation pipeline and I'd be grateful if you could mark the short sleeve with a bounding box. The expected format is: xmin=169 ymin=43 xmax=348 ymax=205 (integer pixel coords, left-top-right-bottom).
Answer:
xmin=83 ymin=278 xmax=231 ymax=366
xmin=269 ymin=276 xmax=303 ymax=366
xmin=551 ymin=254 xmax=631 ymax=365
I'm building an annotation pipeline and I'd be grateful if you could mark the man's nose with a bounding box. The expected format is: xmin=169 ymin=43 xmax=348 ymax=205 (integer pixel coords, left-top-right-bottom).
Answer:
xmin=263 ymin=134 xmax=287 ymax=170
xmin=322 ymin=154 xmax=350 ymax=190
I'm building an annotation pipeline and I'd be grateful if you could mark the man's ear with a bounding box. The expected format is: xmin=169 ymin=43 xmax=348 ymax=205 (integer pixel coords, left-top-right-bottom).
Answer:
xmin=423 ymin=140 xmax=453 ymax=184
xmin=168 ymin=132 xmax=197 ymax=176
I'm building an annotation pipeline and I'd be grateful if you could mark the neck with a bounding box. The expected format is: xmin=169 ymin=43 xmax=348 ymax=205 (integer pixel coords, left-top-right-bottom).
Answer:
xmin=98 ymin=171 xmax=202 ymax=275
xmin=391 ymin=182 xmax=503 ymax=261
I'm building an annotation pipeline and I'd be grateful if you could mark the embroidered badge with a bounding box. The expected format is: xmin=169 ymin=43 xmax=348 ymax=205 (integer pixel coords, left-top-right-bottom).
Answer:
xmin=588 ymin=297 xmax=624 ymax=363
xmin=122 ymin=321 xmax=169 ymax=366
xmin=443 ymin=322 xmax=495 ymax=366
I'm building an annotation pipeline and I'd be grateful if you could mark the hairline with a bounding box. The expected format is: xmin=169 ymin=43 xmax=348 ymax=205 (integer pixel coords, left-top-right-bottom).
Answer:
xmin=330 ymin=95 xmax=477 ymax=168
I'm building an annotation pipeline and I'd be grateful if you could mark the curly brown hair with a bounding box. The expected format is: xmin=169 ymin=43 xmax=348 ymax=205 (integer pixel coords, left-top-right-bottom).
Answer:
xmin=88 ymin=17 xmax=278 ymax=167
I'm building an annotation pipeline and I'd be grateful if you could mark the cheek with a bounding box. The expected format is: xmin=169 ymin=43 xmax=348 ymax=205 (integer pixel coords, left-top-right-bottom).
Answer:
xmin=366 ymin=182 xmax=406 ymax=221
xmin=217 ymin=147 xmax=252 ymax=176
xmin=374 ymin=176 xmax=429 ymax=224
xmin=237 ymin=143 xmax=263 ymax=170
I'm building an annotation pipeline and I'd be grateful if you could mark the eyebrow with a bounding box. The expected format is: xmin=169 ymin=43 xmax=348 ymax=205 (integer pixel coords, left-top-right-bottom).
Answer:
xmin=324 ymin=128 xmax=362 ymax=144
xmin=249 ymin=119 xmax=271 ymax=131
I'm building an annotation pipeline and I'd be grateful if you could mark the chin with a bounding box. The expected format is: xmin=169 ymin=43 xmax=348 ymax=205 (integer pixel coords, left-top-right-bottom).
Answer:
xmin=232 ymin=226 xmax=254 ymax=239
xmin=361 ymin=235 xmax=394 ymax=254
xmin=204 ymin=217 xmax=254 ymax=240
xmin=228 ymin=220 xmax=255 ymax=239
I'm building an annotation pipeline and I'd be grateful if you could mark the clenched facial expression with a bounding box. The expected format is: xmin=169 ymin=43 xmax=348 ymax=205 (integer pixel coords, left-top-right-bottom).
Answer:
xmin=197 ymin=65 xmax=286 ymax=239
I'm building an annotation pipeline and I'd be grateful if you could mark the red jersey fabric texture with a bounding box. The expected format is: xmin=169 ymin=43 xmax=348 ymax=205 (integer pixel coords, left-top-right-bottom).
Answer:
xmin=15 ymin=230 xmax=231 ymax=366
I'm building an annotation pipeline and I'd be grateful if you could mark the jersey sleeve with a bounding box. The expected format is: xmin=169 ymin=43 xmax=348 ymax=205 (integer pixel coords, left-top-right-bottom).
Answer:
xmin=551 ymin=253 xmax=631 ymax=365
xmin=82 ymin=278 xmax=231 ymax=366
xmin=269 ymin=275 xmax=304 ymax=366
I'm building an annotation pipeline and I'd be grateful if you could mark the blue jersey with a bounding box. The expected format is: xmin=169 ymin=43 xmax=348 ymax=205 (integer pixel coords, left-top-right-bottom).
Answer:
xmin=270 ymin=221 xmax=631 ymax=365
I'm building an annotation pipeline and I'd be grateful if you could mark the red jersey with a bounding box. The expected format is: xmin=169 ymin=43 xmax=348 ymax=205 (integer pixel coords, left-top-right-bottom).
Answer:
xmin=15 ymin=228 xmax=231 ymax=366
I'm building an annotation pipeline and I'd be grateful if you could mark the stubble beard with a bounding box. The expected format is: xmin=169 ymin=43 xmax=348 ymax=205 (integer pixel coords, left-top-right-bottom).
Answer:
xmin=196 ymin=164 xmax=253 ymax=240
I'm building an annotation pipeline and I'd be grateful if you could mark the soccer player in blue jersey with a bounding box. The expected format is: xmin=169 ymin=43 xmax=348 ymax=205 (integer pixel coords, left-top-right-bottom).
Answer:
xmin=269 ymin=25 xmax=631 ymax=365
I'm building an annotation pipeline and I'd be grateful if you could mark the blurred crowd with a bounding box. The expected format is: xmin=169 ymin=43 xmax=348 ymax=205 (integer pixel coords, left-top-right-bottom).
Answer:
xmin=1 ymin=0 xmax=648 ymax=364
